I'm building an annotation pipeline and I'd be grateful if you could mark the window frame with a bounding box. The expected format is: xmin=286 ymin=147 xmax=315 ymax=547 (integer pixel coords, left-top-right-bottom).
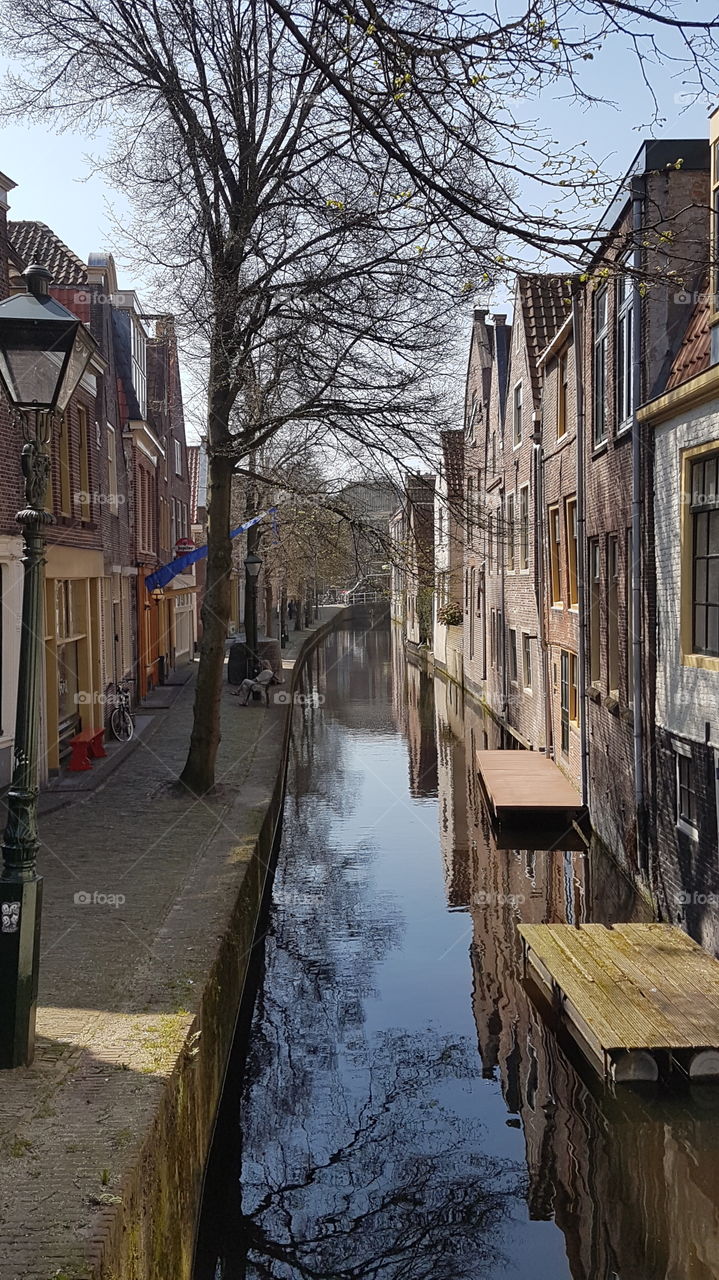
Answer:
xmin=506 ymin=492 xmax=515 ymax=572
xmin=519 ymin=484 xmax=530 ymax=571
xmin=548 ymin=504 xmax=562 ymax=605
xmin=675 ymin=745 xmax=699 ymax=839
xmin=589 ymin=537 xmax=601 ymax=685
xmin=690 ymin=450 xmax=719 ymax=658
xmin=557 ymin=347 xmax=569 ymax=439
xmin=508 ymin=627 xmax=518 ymax=685
xmin=513 ymin=381 xmax=523 ymax=447
xmin=522 ymin=633 xmax=532 ymax=690
xmin=593 ymin=286 xmax=608 ymax=448
xmin=607 ymin=534 xmax=620 ymax=697
xmin=616 ymin=268 xmax=634 ymax=431
xmin=565 ymin=496 xmax=578 ymax=609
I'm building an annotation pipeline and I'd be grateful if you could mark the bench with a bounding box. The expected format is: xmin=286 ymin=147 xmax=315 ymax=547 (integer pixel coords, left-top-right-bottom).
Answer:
xmin=68 ymin=727 xmax=107 ymax=773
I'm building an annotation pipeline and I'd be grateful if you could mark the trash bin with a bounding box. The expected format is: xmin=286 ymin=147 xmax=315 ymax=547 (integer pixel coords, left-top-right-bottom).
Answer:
xmin=227 ymin=641 xmax=255 ymax=684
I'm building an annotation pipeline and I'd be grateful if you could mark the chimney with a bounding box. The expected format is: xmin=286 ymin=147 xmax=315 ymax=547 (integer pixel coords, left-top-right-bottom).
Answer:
xmin=492 ymin=313 xmax=507 ymax=326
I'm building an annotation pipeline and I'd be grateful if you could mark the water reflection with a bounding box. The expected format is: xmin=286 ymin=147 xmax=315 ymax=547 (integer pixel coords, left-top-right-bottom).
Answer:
xmin=195 ymin=623 xmax=719 ymax=1280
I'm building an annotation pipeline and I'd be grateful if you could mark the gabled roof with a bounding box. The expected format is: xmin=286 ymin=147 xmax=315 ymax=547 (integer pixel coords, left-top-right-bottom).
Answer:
xmin=440 ymin=430 xmax=464 ymax=498
xmin=666 ymin=293 xmax=711 ymax=392
xmin=9 ymin=220 xmax=87 ymax=287
xmin=517 ymin=274 xmax=574 ymax=407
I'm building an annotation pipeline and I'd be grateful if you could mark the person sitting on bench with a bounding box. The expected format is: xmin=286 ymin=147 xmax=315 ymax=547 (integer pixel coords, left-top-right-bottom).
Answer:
xmin=233 ymin=660 xmax=280 ymax=705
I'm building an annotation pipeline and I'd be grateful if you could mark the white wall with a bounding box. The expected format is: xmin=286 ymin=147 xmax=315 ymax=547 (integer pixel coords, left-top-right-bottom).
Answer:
xmin=654 ymin=400 xmax=719 ymax=744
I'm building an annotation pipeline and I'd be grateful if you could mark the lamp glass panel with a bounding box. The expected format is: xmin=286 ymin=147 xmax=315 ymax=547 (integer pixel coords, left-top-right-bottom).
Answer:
xmin=56 ymin=325 xmax=95 ymax=414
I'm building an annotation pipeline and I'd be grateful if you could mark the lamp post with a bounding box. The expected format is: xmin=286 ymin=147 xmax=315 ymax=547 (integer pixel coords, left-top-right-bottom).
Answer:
xmin=0 ymin=264 xmax=98 ymax=1068
xmin=244 ymin=552 xmax=262 ymax=670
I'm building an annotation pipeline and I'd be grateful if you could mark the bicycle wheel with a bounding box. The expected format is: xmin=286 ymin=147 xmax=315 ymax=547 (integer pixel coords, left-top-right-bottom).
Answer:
xmin=111 ymin=706 xmax=134 ymax=742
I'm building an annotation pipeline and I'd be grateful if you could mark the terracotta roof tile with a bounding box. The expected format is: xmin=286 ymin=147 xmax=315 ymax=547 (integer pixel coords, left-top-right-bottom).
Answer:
xmin=666 ymin=293 xmax=711 ymax=391
xmin=518 ymin=274 xmax=574 ymax=406
xmin=8 ymin=220 xmax=87 ymax=287
xmin=440 ymin=429 xmax=464 ymax=498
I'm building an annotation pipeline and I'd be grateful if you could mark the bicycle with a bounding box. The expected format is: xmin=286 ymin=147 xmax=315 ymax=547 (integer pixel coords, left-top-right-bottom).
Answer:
xmin=110 ymin=679 xmax=135 ymax=742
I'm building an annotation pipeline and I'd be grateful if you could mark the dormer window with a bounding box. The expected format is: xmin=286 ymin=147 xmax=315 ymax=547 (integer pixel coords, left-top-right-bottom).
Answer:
xmin=131 ymin=318 xmax=147 ymax=419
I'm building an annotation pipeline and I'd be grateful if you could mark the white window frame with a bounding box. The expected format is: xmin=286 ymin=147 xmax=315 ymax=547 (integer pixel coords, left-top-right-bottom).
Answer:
xmin=513 ymin=382 xmax=523 ymax=447
xmin=616 ymin=268 xmax=634 ymax=431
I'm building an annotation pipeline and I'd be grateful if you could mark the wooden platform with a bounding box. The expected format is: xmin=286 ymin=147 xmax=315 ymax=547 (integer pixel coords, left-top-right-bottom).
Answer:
xmin=519 ymin=922 xmax=719 ymax=1082
xmin=476 ymin=750 xmax=584 ymax=820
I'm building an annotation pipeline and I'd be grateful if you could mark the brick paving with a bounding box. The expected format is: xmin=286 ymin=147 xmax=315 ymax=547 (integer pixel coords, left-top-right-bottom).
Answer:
xmin=0 ymin=613 xmax=341 ymax=1280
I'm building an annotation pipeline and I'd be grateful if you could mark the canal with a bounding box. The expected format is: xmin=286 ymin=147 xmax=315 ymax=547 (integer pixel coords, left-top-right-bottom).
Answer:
xmin=194 ymin=620 xmax=719 ymax=1280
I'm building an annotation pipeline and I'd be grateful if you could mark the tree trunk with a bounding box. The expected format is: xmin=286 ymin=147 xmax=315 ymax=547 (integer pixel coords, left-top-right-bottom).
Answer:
xmin=179 ymin=416 xmax=235 ymax=794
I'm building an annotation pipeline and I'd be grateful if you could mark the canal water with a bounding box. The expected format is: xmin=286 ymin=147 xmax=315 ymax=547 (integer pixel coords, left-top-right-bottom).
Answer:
xmin=194 ymin=621 xmax=719 ymax=1280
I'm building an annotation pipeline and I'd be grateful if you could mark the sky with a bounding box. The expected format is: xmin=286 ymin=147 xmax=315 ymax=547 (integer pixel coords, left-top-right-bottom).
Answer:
xmin=0 ymin=32 xmax=715 ymax=441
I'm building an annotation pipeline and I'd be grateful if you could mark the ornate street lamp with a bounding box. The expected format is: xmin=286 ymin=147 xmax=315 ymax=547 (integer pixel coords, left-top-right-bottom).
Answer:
xmin=0 ymin=264 xmax=98 ymax=1069
xmin=244 ymin=551 xmax=262 ymax=668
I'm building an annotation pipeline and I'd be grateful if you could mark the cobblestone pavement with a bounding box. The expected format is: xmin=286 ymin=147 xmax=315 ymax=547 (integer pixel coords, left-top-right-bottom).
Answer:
xmin=0 ymin=614 xmax=341 ymax=1280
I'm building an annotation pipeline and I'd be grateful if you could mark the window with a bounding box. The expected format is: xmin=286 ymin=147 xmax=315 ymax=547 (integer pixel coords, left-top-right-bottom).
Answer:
xmin=548 ymin=505 xmax=561 ymax=604
xmin=492 ymin=432 xmax=497 ymax=474
xmin=557 ymin=347 xmax=569 ymax=439
xmin=519 ymin=485 xmax=529 ymax=570
xmin=132 ymin=319 xmax=147 ymax=419
xmin=506 ymin=492 xmax=515 ymax=571
xmin=589 ymin=538 xmax=600 ymax=684
xmin=58 ymin=413 xmax=72 ymax=516
xmin=77 ymin=405 xmax=90 ymax=521
xmin=513 ymin=382 xmax=523 ymax=446
xmin=487 ymin=513 xmax=493 ymax=574
xmin=608 ymin=535 xmax=619 ymax=695
xmin=569 ymin=652 xmax=578 ymax=723
xmin=565 ymin=497 xmax=578 ymax=608
xmin=509 ymin=628 xmax=518 ymax=684
xmin=627 ymin=527 xmax=634 ymax=699
xmin=691 ymin=450 xmax=719 ymax=656
xmin=438 ymin=505 xmax=444 ymax=542
xmin=616 ymin=270 xmax=634 ymax=428
xmin=490 ymin=608 xmax=496 ymax=666
xmin=560 ymin=651 xmax=570 ymax=755
xmin=676 ymin=750 xmax=698 ymax=834
xmin=593 ymin=287 xmax=608 ymax=446
xmin=467 ymin=476 xmax=474 ymax=548
xmin=174 ymin=437 xmax=183 ymax=476
xmin=522 ymin=633 xmax=532 ymax=689
xmin=106 ymin=423 xmax=119 ymax=515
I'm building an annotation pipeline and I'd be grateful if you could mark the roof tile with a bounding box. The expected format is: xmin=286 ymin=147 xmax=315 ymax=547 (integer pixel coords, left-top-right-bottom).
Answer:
xmin=8 ymin=220 xmax=87 ymax=287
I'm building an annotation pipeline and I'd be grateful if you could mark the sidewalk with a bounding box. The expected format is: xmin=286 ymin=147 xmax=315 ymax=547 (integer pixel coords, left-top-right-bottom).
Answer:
xmin=0 ymin=608 xmax=343 ymax=1280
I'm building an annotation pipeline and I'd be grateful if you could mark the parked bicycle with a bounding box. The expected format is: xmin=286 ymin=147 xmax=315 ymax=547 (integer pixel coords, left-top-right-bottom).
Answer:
xmin=110 ymin=679 xmax=135 ymax=742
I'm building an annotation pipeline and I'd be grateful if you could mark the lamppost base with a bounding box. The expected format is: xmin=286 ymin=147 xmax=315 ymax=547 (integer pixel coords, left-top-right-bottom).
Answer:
xmin=0 ymin=877 xmax=42 ymax=1068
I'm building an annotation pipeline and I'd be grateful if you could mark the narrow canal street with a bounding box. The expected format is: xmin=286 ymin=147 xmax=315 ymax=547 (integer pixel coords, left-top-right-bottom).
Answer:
xmin=195 ymin=620 xmax=719 ymax=1280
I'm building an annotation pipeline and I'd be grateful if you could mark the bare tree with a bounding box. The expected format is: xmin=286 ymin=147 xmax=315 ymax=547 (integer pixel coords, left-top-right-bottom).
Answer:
xmin=3 ymin=0 xmax=717 ymax=789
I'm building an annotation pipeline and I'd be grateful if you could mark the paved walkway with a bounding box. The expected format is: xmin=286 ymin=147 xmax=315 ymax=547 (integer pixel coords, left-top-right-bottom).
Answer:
xmin=0 ymin=611 xmax=342 ymax=1280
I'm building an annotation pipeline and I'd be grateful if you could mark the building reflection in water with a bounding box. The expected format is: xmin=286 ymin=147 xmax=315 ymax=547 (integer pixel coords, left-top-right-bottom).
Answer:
xmin=428 ymin=653 xmax=719 ymax=1280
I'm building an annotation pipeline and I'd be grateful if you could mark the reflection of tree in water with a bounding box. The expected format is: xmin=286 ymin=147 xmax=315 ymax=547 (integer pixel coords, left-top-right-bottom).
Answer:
xmin=239 ymin=1030 xmax=524 ymax=1280
xmin=223 ymin=683 xmax=521 ymax=1280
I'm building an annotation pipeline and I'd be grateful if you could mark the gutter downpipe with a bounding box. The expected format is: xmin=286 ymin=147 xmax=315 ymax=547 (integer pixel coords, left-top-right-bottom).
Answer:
xmin=630 ymin=173 xmax=647 ymax=877
xmin=572 ymin=291 xmax=589 ymax=805
xmin=533 ymin=409 xmax=552 ymax=758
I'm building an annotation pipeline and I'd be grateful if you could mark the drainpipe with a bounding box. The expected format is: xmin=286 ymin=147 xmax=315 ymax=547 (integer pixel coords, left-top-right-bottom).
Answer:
xmin=572 ymin=291 xmax=589 ymax=805
xmin=533 ymin=409 xmax=552 ymax=757
xmin=499 ymin=478 xmax=507 ymax=736
xmin=631 ymin=174 xmax=647 ymax=875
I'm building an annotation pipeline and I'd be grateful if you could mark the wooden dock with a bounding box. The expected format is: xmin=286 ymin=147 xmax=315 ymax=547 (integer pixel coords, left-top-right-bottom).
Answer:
xmin=476 ymin=750 xmax=584 ymax=821
xmin=519 ymin=922 xmax=719 ymax=1083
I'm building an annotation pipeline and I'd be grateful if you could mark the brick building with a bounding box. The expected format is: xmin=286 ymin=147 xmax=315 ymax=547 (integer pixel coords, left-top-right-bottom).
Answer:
xmin=432 ymin=430 xmax=464 ymax=683
xmin=8 ymin=220 xmax=118 ymax=771
xmin=462 ymin=308 xmax=509 ymax=705
xmin=537 ymin=299 xmax=582 ymax=791
xmin=389 ymin=474 xmax=435 ymax=646
xmin=581 ymin=138 xmax=710 ymax=886
xmin=640 ymin=294 xmax=719 ymax=952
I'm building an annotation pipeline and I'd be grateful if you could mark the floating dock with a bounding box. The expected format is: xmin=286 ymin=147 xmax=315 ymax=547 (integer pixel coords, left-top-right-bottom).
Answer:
xmin=476 ymin=750 xmax=584 ymax=822
xmin=519 ymin=922 xmax=719 ymax=1083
